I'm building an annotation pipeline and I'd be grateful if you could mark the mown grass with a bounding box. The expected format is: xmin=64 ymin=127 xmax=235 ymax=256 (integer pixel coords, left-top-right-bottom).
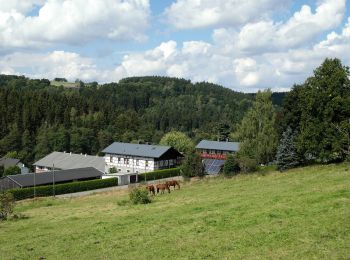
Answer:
xmin=0 ymin=163 xmax=349 ymax=259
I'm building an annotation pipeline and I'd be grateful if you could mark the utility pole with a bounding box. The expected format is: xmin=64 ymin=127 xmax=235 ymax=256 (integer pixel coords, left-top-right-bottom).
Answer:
xmin=52 ymin=164 xmax=55 ymax=198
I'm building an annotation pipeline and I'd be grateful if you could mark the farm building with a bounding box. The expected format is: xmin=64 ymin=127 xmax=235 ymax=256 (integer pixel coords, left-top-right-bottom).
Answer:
xmin=34 ymin=152 xmax=105 ymax=173
xmin=196 ymin=140 xmax=240 ymax=174
xmin=102 ymin=142 xmax=183 ymax=185
xmin=0 ymin=157 xmax=29 ymax=174
xmin=0 ymin=167 xmax=103 ymax=192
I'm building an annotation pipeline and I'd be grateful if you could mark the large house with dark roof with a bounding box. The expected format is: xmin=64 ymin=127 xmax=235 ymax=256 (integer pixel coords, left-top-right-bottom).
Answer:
xmin=196 ymin=140 xmax=240 ymax=174
xmin=0 ymin=167 xmax=103 ymax=192
xmin=102 ymin=142 xmax=183 ymax=185
xmin=34 ymin=152 xmax=105 ymax=173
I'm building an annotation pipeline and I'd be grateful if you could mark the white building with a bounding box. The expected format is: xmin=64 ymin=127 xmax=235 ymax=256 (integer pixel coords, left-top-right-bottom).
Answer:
xmin=102 ymin=142 xmax=183 ymax=185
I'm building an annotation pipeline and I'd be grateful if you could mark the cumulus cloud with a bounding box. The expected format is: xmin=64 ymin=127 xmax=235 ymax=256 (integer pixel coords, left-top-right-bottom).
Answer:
xmin=0 ymin=0 xmax=150 ymax=50
xmin=235 ymin=0 xmax=346 ymax=53
xmin=0 ymin=0 xmax=45 ymax=14
xmin=164 ymin=0 xmax=289 ymax=29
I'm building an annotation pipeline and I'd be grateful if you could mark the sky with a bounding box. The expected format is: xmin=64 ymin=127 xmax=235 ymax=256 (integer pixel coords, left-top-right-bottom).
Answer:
xmin=0 ymin=0 xmax=349 ymax=92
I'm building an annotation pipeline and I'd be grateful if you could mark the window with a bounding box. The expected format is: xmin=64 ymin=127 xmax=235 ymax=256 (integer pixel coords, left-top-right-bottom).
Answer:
xmin=136 ymin=159 xmax=139 ymax=166
xmin=125 ymin=158 xmax=129 ymax=165
xmin=145 ymin=160 xmax=149 ymax=167
xmin=118 ymin=157 xmax=121 ymax=163
xmin=109 ymin=156 xmax=113 ymax=163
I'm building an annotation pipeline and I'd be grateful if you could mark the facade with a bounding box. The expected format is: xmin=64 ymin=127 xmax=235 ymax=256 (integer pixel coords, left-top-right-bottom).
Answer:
xmin=102 ymin=142 xmax=183 ymax=185
xmin=0 ymin=167 xmax=103 ymax=192
xmin=0 ymin=157 xmax=29 ymax=174
xmin=34 ymin=152 xmax=105 ymax=173
xmin=196 ymin=140 xmax=240 ymax=174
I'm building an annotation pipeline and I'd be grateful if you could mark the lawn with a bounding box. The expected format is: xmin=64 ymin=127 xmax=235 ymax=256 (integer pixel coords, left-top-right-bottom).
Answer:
xmin=0 ymin=163 xmax=349 ymax=259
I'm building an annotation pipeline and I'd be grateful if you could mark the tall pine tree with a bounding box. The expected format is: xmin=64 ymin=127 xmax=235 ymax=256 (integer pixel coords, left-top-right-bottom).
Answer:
xmin=276 ymin=127 xmax=301 ymax=171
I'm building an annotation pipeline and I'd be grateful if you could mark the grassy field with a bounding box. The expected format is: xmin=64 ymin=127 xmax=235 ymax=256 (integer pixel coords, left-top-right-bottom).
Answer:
xmin=50 ymin=81 xmax=79 ymax=88
xmin=0 ymin=163 xmax=349 ymax=259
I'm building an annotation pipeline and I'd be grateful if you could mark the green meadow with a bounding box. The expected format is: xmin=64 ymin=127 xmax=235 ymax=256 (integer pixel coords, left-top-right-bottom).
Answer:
xmin=1 ymin=163 xmax=349 ymax=259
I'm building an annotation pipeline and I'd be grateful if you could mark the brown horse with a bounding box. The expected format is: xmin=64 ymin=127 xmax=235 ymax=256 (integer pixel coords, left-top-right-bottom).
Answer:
xmin=166 ymin=180 xmax=180 ymax=190
xmin=146 ymin=185 xmax=155 ymax=195
xmin=156 ymin=183 xmax=170 ymax=194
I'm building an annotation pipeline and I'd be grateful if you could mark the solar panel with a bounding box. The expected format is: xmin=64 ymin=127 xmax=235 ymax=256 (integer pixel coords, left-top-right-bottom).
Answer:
xmin=203 ymin=159 xmax=225 ymax=174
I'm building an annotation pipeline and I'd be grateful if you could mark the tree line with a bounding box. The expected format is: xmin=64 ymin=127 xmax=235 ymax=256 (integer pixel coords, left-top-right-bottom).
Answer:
xmin=0 ymin=75 xmax=261 ymax=168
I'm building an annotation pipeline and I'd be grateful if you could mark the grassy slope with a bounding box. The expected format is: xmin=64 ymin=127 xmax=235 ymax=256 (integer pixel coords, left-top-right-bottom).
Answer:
xmin=1 ymin=164 xmax=349 ymax=259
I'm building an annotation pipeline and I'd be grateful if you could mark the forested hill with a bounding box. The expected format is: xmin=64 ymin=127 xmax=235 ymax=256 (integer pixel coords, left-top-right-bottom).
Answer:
xmin=0 ymin=75 xmax=284 ymax=165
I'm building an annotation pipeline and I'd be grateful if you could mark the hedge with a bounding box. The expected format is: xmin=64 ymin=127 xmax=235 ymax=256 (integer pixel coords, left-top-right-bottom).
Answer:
xmin=7 ymin=177 xmax=118 ymax=201
xmin=138 ymin=167 xmax=181 ymax=182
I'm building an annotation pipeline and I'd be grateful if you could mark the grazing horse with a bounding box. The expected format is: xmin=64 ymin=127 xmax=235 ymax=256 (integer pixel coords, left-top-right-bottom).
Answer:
xmin=146 ymin=185 xmax=155 ymax=195
xmin=166 ymin=180 xmax=180 ymax=190
xmin=156 ymin=183 xmax=170 ymax=194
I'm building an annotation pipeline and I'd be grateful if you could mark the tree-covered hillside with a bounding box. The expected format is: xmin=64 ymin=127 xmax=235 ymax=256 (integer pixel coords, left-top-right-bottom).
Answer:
xmin=0 ymin=75 xmax=270 ymax=165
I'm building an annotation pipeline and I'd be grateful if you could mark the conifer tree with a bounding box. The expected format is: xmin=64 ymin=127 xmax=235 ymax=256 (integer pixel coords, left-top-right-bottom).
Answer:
xmin=276 ymin=127 xmax=301 ymax=171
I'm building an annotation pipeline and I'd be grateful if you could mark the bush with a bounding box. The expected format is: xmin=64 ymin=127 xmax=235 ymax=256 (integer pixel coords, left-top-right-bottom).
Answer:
xmin=0 ymin=192 xmax=15 ymax=220
xmin=181 ymin=152 xmax=205 ymax=178
xmin=138 ymin=168 xmax=180 ymax=182
xmin=223 ymin=154 xmax=240 ymax=176
xmin=8 ymin=177 xmax=118 ymax=201
xmin=4 ymin=165 xmax=21 ymax=176
xmin=129 ymin=187 xmax=151 ymax=204
xmin=238 ymin=156 xmax=258 ymax=173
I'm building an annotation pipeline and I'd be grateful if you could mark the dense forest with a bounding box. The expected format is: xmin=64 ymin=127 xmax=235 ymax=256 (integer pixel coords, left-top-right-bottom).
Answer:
xmin=0 ymin=75 xmax=285 ymax=166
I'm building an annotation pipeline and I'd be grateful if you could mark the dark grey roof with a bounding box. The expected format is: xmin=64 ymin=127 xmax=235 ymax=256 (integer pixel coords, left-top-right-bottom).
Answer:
xmin=196 ymin=140 xmax=240 ymax=152
xmin=0 ymin=157 xmax=20 ymax=169
xmin=5 ymin=167 xmax=103 ymax=188
xmin=34 ymin=152 xmax=105 ymax=172
xmin=102 ymin=142 xmax=172 ymax=158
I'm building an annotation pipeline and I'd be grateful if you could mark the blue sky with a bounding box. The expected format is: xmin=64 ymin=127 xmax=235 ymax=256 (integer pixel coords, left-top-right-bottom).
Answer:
xmin=0 ymin=0 xmax=349 ymax=92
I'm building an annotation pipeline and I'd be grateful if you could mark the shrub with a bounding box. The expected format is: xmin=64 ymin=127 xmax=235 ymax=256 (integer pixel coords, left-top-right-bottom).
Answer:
xmin=4 ymin=165 xmax=21 ymax=176
xmin=129 ymin=187 xmax=151 ymax=204
xmin=138 ymin=168 xmax=181 ymax=182
xmin=8 ymin=177 xmax=118 ymax=201
xmin=223 ymin=154 xmax=240 ymax=176
xmin=0 ymin=192 xmax=15 ymax=220
xmin=238 ymin=156 xmax=258 ymax=173
xmin=181 ymin=152 xmax=205 ymax=178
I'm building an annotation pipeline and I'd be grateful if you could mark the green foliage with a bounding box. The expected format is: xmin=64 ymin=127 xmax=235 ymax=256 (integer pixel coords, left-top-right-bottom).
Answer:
xmin=8 ymin=178 xmax=118 ymax=201
xmin=4 ymin=166 xmax=21 ymax=176
xmin=4 ymin=151 xmax=18 ymax=158
xmin=276 ymin=127 xmax=301 ymax=171
xmin=0 ymin=75 xmax=257 ymax=165
xmin=236 ymin=155 xmax=258 ymax=173
xmin=234 ymin=90 xmax=278 ymax=166
xmin=138 ymin=168 xmax=181 ymax=182
xmin=282 ymin=58 xmax=350 ymax=163
xmin=181 ymin=152 xmax=205 ymax=178
xmin=223 ymin=154 xmax=240 ymax=176
xmin=129 ymin=187 xmax=152 ymax=204
xmin=0 ymin=192 xmax=15 ymax=220
xmin=160 ymin=131 xmax=194 ymax=155
xmin=109 ymin=167 xmax=117 ymax=174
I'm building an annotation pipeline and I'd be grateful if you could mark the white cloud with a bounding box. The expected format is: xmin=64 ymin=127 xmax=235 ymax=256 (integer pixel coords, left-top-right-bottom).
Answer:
xmin=164 ymin=0 xmax=289 ymax=29
xmin=0 ymin=0 xmax=45 ymax=14
xmin=0 ymin=0 xmax=150 ymax=50
xmin=236 ymin=0 xmax=346 ymax=53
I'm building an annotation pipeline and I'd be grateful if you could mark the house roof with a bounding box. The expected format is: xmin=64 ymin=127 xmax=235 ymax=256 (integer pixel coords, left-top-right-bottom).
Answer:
xmin=0 ymin=157 xmax=21 ymax=169
xmin=196 ymin=140 xmax=240 ymax=152
xmin=5 ymin=167 xmax=103 ymax=188
xmin=102 ymin=142 xmax=173 ymax=158
xmin=34 ymin=152 xmax=105 ymax=172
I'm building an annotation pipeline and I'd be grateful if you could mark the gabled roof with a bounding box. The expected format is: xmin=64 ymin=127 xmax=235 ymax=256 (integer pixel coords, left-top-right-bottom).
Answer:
xmin=0 ymin=157 xmax=20 ymax=168
xmin=196 ymin=140 xmax=240 ymax=152
xmin=5 ymin=167 xmax=103 ymax=188
xmin=102 ymin=142 xmax=174 ymax=158
xmin=34 ymin=152 xmax=105 ymax=172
